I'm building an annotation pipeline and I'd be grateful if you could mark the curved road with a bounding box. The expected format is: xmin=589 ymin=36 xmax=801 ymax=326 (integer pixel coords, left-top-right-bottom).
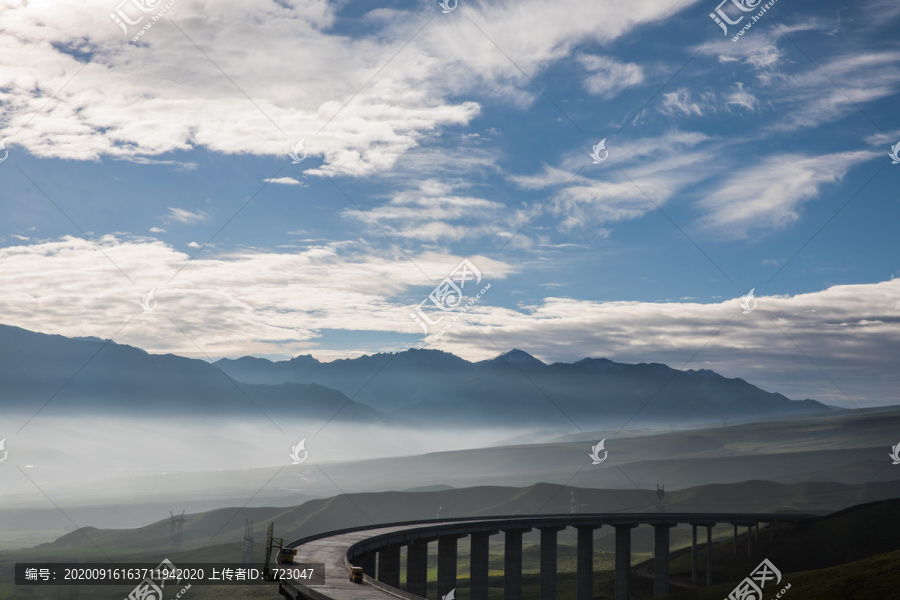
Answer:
xmin=278 ymin=517 xmax=508 ymax=600
xmin=276 ymin=513 xmax=815 ymax=600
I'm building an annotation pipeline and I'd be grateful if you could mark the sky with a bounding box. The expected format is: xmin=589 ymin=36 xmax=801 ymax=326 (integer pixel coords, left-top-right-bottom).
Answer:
xmin=1 ymin=0 xmax=899 ymax=408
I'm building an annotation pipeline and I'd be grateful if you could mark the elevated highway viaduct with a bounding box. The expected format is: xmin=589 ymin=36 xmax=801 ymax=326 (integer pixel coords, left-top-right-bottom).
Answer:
xmin=277 ymin=513 xmax=816 ymax=600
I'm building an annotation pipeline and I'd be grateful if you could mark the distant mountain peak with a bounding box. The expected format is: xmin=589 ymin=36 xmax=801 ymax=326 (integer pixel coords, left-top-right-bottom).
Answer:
xmin=288 ymin=354 xmax=320 ymax=365
xmin=491 ymin=349 xmax=546 ymax=369
xmin=404 ymin=348 xmax=454 ymax=356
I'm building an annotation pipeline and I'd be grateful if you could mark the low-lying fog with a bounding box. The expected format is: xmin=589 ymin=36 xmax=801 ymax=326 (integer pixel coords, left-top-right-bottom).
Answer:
xmin=0 ymin=415 xmax=573 ymax=508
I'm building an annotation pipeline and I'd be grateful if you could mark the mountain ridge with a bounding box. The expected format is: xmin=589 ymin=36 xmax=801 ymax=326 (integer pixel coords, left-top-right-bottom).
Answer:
xmin=214 ymin=346 xmax=831 ymax=426
xmin=0 ymin=323 xmax=389 ymax=422
xmin=0 ymin=323 xmax=830 ymax=427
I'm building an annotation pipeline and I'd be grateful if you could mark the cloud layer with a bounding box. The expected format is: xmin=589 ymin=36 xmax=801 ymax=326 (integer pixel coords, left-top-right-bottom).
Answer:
xmin=0 ymin=0 xmax=700 ymax=176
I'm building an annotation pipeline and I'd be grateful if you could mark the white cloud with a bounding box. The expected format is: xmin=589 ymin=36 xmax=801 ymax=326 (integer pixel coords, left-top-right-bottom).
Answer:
xmin=120 ymin=156 xmax=199 ymax=170
xmin=701 ymin=34 xmax=900 ymax=130
xmin=724 ymin=82 xmax=759 ymax=111
xmin=0 ymin=0 xmax=705 ymax=176
xmin=774 ymin=51 xmax=900 ymax=130
xmin=744 ymin=42 xmax=783 ymax=72
xmin=0 ymin=0 xmax=479 ymax=177
xmin=264 ymin=177 xmax=305 ymax=186
xmin=508 ymin=130 xmax=719 ymax=233
xmin=342 ymin=179 xmax=510 ymax=243
xmin=187 ymin=241 xmax=201 ymax=248
xmin=699 ymin=30 xmax=789 ymax=72
xmin=0 ymin=235 xmax=513 ymax=359
xmin=695 ymin=150 xmax=876 ymax=237
xmin=501 ymin=127 xmax=881 ymax=244
xmin=864 ymin=128 xmax=900 ymax=147
xmin=659 ymin=88 xmax=707 ymax=116
xmin=149 ymin=227 xmax=166 ymax=233
xmin=577 ymin=54 xmax=644 ymax=98
xmin=165 ymin=207 xmax=207 ymax=224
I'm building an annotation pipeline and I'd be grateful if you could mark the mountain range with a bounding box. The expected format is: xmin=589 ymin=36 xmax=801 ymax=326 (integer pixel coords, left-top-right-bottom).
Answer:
xmin=0 ymin=323 xmax=831 ymax=427
xmin=215 ymin=347 xmax=831 ymax=427
xmin=0 ymin=324 xmax=384 ymax=422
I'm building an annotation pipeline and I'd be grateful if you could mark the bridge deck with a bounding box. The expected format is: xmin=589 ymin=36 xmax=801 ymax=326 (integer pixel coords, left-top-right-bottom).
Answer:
xmin=277 ymin=513 xmax=816 ymax=600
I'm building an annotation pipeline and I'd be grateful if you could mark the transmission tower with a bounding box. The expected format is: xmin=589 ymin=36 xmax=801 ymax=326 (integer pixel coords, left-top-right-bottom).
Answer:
xmin=169 ymin=510 xmax=186 ymax=552
xmin=262 ymin=522 xmax=284 ymax=581
xmin=436 ymin=503 xmax=451 ymax=519
xmin=656 ymin=485 xmax=666 ymax=513
xmin=569 ymin=489 xmax=590 ymax=514
xmin=242 ymin=519 xmax=254 ymax=564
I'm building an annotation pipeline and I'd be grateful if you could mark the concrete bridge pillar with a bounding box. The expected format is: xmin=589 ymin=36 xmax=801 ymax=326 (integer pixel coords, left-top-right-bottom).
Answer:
xmin=733 ymin=524 xmax=738 ymax=558
xmin=747 ymin=525 xmax=752 ymax=556
xmin=539 ymin=526 xmax=566 ymax=600
xmin=768 ymin=522 xmax=773 ymax=542
xmin=406 ymin=539 xmax=429 ymax=598
xmin=358 ymin=551 xmax=376 ymax=578
xmin=614 ymin=524 xmax=637 ymax=600
xmin=438 ymin=534 xmax=465 ymax=600
xmin=377 ymin=544 xmax=401 ymax=588
xmin=691 ymin=525 xmax=697 ymax=584
xmin=576 ymin=525 xmax=598 ymax=600
xmin=652 ymin=524 xmax=675 ymax=597
xmin=503 ymin=527 xmax=532 ymax=600
xmin=691 ymin=522 xmax=715 ymax=586
xmin=469 ymin=531 xmax=496 ymax=600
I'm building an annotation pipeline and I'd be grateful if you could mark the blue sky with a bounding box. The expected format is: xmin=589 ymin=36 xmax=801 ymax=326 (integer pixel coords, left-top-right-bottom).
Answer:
xmin=1 ymin=0 xmax=899 ymax=406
